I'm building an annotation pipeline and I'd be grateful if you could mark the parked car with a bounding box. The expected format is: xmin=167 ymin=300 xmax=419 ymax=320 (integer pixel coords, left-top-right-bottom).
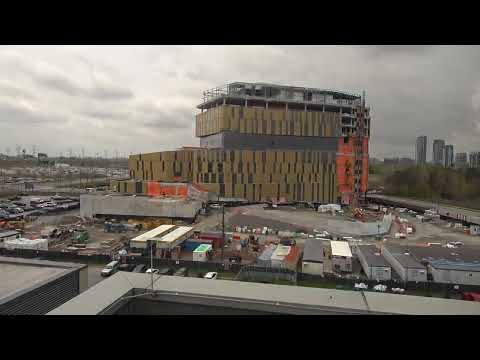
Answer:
xmin=204 ymin=272 xmax=218 ymax=280
xmin=173 ymin=267 xmax=188 ymax=277
xmin=228 ymin=256 xmax=242 ymax=263
xmin=354 ymin=283 xmax=368 ymax=290
xmin=118 ymin=263 xmax=135 ymax=272
xmin=373 ymin=284 xmax=387 ymax=292
xmin=145 ymin=268 xmax=159 ymax=274
xmin=7 ymin=207 xmax=23 ymax=214
xmin=132 ymin=264 xmax=147 ymax=273
xmin=101 ymin=261 xmax=119 ymax=277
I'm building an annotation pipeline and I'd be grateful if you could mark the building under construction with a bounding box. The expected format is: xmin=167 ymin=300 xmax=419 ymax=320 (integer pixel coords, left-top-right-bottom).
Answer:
xmin=113 ymin=82 xmax=370 ymax=205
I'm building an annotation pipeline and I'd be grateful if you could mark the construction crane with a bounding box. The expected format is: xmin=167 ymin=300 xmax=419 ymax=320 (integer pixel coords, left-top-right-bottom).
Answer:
xmin=351 ymin=91 xmax=367 ymax=211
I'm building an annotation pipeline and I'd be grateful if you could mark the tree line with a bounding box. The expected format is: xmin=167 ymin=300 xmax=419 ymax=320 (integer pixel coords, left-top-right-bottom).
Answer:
xmin=384 ymin=165 xmax=480 ymax=201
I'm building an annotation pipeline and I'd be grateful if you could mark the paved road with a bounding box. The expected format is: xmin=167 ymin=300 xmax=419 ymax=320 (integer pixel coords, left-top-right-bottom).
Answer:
xmin=86 ymin=264 xmax=106 ymax=290
xmin=368 ymin=194 xmax=480 ymax=225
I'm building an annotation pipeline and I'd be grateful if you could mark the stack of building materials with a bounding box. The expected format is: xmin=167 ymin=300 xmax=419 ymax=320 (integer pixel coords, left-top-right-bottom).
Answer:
xmin=4 ymin=237 xmax=48 ymax=251
xmin=318 ymin=204 xmax=341 ymax=213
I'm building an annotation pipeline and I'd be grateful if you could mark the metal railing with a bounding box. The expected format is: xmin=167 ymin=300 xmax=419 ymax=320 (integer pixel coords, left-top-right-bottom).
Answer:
xmin=200 ymin=82 xmax=363 ymax=106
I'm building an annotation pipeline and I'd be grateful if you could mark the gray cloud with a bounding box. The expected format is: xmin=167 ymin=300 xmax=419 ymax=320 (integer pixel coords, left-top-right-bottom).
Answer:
xmin=1 ymin=45 xmax=480 ymax=158
xmin=34 ymin=72 xmax=84 ymax=97
xmin=0 ymin=97 xmax=64 ymax=126
xmin=89 ymin=84 xmax=134 ymax=100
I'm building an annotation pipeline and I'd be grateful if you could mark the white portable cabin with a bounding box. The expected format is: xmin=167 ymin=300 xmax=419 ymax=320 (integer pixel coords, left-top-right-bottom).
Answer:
xmin=192 ymin=244 xmax=212 ymax=262
xmin=330 ymin=241 xmax=353 ymax=273
xmin=129 ymin=225 xmax=176 ymax=249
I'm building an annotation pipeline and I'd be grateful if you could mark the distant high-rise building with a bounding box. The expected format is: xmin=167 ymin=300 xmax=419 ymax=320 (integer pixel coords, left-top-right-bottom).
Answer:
xmin=415 ymin=136 xmax=427 ymax=164
xmin=470 ymin=152 xmax=480 ymax=168
xmin=455 ymin=152 xmax=468 ymax=168
xmin=433 ymin=139 xmax=445 ymax=166
xmin=444 ymin=145 xmax=454 ymax=168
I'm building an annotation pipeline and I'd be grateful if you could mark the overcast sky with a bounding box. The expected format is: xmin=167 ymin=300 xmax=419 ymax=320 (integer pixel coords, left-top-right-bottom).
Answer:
xmin=1 ymin=45 xmax=480 ymax=160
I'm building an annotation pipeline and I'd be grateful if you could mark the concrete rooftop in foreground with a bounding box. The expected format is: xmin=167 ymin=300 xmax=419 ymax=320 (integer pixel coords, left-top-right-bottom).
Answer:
xmin=0 ymin=263 xmax=65 ymax=300
xmin=0 ymin=256 xmax=86 ymax=305
xmin=49 ymin=272 xmax=480 ymax=315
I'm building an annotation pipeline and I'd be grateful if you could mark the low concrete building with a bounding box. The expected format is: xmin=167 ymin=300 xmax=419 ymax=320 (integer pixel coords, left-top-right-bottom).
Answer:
xmin=302 ymin=239 xmax=325 ymax=276
xmin=0 ymin=256 xmax=87 ymax=315
xmin=80 ymin=193 xmax=202 ymax=220
xmin=330 ymin=241 xmax=353 ymax=273
xmin=356 ymin=245 xmax=391 ymax=281
xmin=382 ymin=245 xmax=427 ymax=282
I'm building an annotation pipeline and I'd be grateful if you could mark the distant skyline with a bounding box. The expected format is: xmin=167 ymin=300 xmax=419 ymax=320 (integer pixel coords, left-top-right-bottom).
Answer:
xmin=1 ymin=45 xmax=480 ymax=158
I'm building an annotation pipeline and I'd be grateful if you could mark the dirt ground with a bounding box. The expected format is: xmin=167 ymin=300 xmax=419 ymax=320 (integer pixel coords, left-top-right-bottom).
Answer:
xmin=385 ymin=215 xmax=480 ymax=248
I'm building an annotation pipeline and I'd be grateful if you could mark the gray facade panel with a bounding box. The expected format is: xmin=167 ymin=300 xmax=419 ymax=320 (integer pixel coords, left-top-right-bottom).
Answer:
xmin=200 ymin=132 xmax=338 ymax=151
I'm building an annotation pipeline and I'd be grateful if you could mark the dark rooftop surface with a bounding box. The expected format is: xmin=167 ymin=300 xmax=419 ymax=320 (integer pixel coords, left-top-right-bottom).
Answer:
xmin=357 ymin=245 xmax=390 ymax=267
xmin=406 ymin=246 xmax=480 ymax=272
xmin=383 ymin=245 xmax=426 ymax=269
xmin=302 ymin=239 xmax=324 ymax=263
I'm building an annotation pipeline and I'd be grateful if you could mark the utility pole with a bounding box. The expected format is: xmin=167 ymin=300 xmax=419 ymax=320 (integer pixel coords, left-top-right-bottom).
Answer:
xmin=221 ymin=201 xmax=225 ymax=261
xmin=149 ymin=240 xmax=154 ymax=292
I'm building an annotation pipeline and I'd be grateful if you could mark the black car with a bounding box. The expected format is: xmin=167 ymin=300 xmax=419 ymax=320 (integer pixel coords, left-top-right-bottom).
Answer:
xmin=158 ymin=267 xmax=174 ymax=275
xmin=229 ymin=256 xmax=242 ymax=263
xmin=132 ymin=264 xmax=147 ymax=273
xmin=118 ymin=263 xmax=136 ymax=272
xmin=173 ymin=267 xmax=189 ymax=277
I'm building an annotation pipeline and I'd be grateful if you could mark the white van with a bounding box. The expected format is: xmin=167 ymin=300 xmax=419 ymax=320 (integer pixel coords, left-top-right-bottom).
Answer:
xmin=101 ymin=261 xmax=119 ymax=277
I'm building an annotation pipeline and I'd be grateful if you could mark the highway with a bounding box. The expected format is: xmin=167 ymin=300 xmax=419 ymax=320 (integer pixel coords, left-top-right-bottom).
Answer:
xmin=368 ymin=194 xmax=480 ymax=225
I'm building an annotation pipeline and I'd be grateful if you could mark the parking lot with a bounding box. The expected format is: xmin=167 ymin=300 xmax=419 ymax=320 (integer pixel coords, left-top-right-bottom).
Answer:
xmin=0 ymin=195 xmax=80 ymax=221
